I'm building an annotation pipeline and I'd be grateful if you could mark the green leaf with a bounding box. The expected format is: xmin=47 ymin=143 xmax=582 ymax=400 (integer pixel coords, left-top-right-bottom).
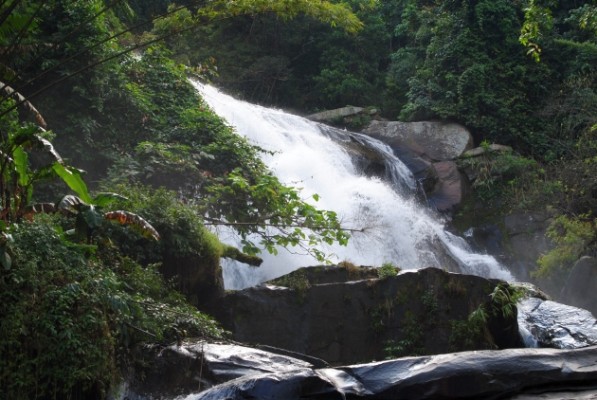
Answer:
xmin=12 ymin=146 xmax=29 ymax=186
xmin=93 ymin=192 xmax=128 ymax=208
xmin=52 ymin=163 xmax=92 ymax=203
xmin=34 ymin=135 xmax=63 ymax=163
xmin=56 ymin=195 xmax=86 ymax=213
xmin=82 ymin=206 xmax=104 ymax=230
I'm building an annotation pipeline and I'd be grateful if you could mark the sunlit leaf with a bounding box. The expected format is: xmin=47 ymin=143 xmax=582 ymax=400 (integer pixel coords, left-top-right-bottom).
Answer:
xmin=104 ymin=210 xmax=160 ymax=241
xmin=52 ymin=163 xmax=92 ymax=203
xmin=12 ymin=146 xmax=29 ymax=186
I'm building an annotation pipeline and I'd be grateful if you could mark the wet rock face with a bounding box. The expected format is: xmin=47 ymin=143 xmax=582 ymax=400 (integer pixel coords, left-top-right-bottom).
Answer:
xmin=560 ymin=256 xmax=597 ymax=317
xmin=123 ymin=341 xmax=597 ymax=400
xmin=518 ymin=297 xmax=597 ymax=349
xmin=334 ymin=346 xmax=597 ymax=400
xmin=125 ymin=341 xmax=319 ymax=398
xmin=212 ymin=267 xmax=522 ymax=365
xmin=428 ymin=161 xmax=469 ymax=211
xmin=503 ymin=212 xmax=554 ymax=282
xmin=361 ymin=120 xmax=473 ymax=211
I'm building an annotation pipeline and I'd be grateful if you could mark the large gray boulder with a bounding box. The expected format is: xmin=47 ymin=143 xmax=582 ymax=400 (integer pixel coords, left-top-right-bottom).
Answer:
xmin=212 ymin=267 xmax=522 ymax=365
xmin=518 ymin=297 xmax=597 ymax=348
xmin=363 ymin=120 xmax=474 ymax=162
xmin=307 ymin=106 xmax=365 ymax=122
xmin=362 ymin=120 xmax=473 ymax=210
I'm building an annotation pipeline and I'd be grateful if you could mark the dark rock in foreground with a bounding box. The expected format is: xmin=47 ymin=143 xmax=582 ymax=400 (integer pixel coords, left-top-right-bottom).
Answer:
xmin=333 ymin=346 xmax=597 ymax=399
xmin=123 ymin=342 xmax=597 ymax=400
xmin=125 ymin=342 xmax=320 ymax=399
xmin=122 ymin=267 xmax=597 ymax=400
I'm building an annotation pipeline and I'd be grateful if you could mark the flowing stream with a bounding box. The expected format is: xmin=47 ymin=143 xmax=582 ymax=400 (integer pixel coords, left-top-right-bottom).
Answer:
xmin=193 ymin=82 xmax=514 ymax=289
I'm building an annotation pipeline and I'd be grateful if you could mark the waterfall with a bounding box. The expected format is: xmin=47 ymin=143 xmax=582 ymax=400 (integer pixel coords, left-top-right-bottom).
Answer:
xmin=193 ymin=82 xmax=514 ymax=289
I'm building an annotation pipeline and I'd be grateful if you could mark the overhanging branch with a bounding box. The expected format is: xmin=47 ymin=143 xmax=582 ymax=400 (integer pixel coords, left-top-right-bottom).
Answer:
xmin=203 ymin=216 xmax=367 ymax=233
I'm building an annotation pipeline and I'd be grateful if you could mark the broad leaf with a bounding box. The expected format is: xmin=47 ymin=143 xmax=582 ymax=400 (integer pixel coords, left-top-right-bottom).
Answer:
xmin=0 ymin=80 xmax=47 ymax=128
xmin=104 ymin=210 xmax=160 ymax=241
xmin=93 ymin=192 xmax=128 ymax=208
xmin=81 ymin=206 xmax=104 ymax=230
xmin=55 ymin=194 xmax=86 ymax=213
xmin=52 ymin=163 xmax=92 ymax=203
xmin=12 ymin=146 xmax=29 ymax=186
xmin=35 ymin=135 xmax=63 ymax=163
xmin=11 ymin=130 xmax=61 ymax=164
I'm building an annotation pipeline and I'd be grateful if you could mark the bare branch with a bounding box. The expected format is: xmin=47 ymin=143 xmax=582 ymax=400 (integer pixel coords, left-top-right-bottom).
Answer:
xmin=203 ymin=216 xmax=367 ymax=233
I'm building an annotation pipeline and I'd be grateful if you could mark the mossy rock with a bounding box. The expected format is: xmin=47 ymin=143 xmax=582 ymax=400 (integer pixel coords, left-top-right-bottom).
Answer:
xmin=267 ymin=264 xmax=379 ymax=287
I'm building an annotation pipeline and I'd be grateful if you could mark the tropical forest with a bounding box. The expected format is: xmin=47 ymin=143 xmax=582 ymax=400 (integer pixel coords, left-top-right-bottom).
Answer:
xmin=1 ymin=0 xmax=596 ymax=399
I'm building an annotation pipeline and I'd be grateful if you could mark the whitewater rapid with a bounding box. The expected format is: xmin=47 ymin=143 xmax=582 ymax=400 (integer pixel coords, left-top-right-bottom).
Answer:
xmin=193 ymin=82 xmax=514 ymax=288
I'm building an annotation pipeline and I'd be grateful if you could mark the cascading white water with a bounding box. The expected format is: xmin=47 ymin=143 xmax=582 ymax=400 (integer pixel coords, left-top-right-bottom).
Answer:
xmin=193 ymin=82 xmax=514 ymax=289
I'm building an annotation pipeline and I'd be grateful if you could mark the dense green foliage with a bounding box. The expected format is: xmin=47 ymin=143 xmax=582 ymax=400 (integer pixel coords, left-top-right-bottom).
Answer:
xmin=1 ymin=0 xmax=353 ymax=259
xmin=0 ymin=215 xmax=224 ymax=399
xmin=0 ymin=0 xmax=361 ymax=397
xmin=180 ymin=1 xmax=595 ymax=157
xmin=163 ymin=0 xmax=386 ymax=109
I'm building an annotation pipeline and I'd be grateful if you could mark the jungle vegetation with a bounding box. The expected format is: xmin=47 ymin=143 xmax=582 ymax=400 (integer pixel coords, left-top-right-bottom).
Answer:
xmin=0 ymin=0 xmax=595 ymax=398
xmin=0 ymin=0 xmax=358 ymax=398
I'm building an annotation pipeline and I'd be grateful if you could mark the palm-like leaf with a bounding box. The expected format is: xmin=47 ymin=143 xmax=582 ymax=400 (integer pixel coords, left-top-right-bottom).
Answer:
xmin=0 ymin=81 xmax=46 ymax=128
xmin=55 ymin=194 xmax=86 ymax=214
xmin=104 ymin=210 xmax=160 ymax=241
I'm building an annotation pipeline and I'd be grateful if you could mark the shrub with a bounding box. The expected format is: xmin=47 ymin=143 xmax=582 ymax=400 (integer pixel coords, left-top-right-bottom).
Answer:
xmin=378 ymin=262 xmax=399 ymax=279
xmin=535 ymin=215 xmax=596 ymax=277
xmin=0 ymin=215 xmax=223 ymax=399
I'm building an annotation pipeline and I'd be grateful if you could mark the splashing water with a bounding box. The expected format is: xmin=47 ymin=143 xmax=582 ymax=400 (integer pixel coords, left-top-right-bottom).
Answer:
xmin=193 ymin=82 xmax=513 ymax=289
